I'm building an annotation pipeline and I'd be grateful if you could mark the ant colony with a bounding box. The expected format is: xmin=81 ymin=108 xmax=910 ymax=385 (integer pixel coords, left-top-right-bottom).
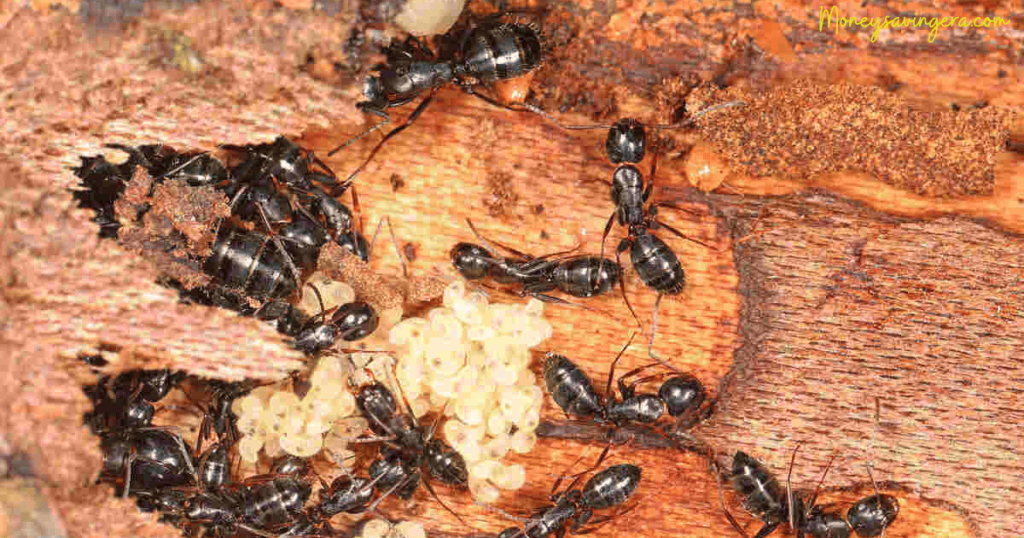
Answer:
xmin=233 ymin=280 xmax=550 ymax=502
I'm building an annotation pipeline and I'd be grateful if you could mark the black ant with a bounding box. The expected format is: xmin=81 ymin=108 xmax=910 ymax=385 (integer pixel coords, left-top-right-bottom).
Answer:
xmin=450 ymin=218 xmax=622 ymax=315
xmin=542 ymin=332 xmax=711 ymax=438
xmin=713 ymin=445 xmax=899 ymax=538
xmin=348 ymin=363 xmax=471 ymax=526
xmin=494 ymin=444 xmax=641 ymax=538
xmin=327 ymin=15 xmax=544 ymax=181
xmin=496 ymin=102 xmax=744 ymax=365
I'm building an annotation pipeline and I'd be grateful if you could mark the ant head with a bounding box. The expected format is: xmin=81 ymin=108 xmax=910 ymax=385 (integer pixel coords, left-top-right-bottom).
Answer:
xmin=450 ymin=242 xmax=494 ymax=279
xmin=606 ymin=119 xmax=646 ymax=164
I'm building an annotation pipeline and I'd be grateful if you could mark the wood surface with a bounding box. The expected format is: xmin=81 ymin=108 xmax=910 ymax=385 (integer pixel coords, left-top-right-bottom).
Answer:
xmin=1 ymin=1 xmax=1022 ymax=538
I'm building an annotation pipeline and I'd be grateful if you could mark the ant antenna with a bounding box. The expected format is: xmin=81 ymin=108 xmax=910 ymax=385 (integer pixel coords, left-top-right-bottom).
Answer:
xmin=647 ymin=294 xmax=681 ymax=372
xmin=651 ymin=100 xmax=747 ymax=129
xmin=384 ymin=216 xmax=409 ymax=278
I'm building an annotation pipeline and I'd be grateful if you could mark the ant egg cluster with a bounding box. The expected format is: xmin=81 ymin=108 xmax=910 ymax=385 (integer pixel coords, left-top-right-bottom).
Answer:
xmin=234 ymin=356 xmax=359 ymax=463
xmin=389 ymin=280 xmax=549 ymax=502
xmin=358 ymin=518 xmax=427 ymax=538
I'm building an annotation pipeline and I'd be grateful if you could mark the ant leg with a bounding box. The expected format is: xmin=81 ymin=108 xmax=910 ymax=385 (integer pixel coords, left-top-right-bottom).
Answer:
xmin=649 ymin=208 xmax=717 ymax=250
xmin=461 ymin=88 xmax=610 ymax=132
xmin=614 ymin=240 xmax=642 ymax=329
xmin=605 ymin=332 xmax=638 ymax=398
xmin=647 ymin=294 xmax=680 ymax=372
xmin=421 ymin=476 xmax=479 ymax=530
xmin=786 ymin=442 xmax=804 ymax=530
xmin=254 ymin=203 xmax=304 ymax=291
xmin=525 ymin=291 xmax=619 ymax=322
xmin=595 ymin=210 xmax=617 ymax=288
xmin=343 ymin=91 xmax=437 ymax=183
xmin=382 ymin=216 xmax=408 ymax=278
xmin=712 ymin=460 xmax=752 ymax=538
xmin=327 ymin=112 xmax=390 ymax=157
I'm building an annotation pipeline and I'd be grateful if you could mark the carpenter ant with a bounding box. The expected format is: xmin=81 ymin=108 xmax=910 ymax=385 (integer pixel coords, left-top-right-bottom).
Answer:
xmin=293 ymin=300 xmax=380 ymax=354
xmin=85 ymin=369 xmax=184 ymax=433
xmin=498 ymin=102 xmax=745 ymax=362
xmin=451 ymin=219 xmax=622 ymax=311
xmin=845 ymin=464 xmax=899 ymax=538
xmin=327 ymin=16 xmax=544 ymax=180
xmin=495 ymin=444 xmax=641 ymax=538
xmin=203 ymin=225 xmax=303 ymax=299
xmin=352 ymin=378 xmax=470 ymax=523
xmin=99 ymin=427 xmax=197 ymax=497
xmin=714 ymin=445 xmax=898 ymax=538
xmin=543 ymin=333 xmax=711 ymax=438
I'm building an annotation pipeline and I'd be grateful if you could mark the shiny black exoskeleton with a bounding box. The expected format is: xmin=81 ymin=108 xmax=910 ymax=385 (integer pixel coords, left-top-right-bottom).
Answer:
xmin=224 ymin=136 xmax=342 ymax=191
xmin=294 ymin=301 xmax=380 ymax=354
xmin=85 ymin=369 xmax=184 ymax=434
xmin=718 ymin=449 xmax=898 ymax=538
xmin=244 ymin=477 xmax=312 ymax=529
xmin=542 ymin=335 xmax=710 ymax=434
xmin=846 ymin=494 xmax=898 ymax=537
xmin=328 ymin=18 xmax=544 ymax=180
xmin=204 ymin=226 xmax=299 ymax=299
xmin=310 ymin=473 xmax=376 ymax=519
xmin=353 ymin=382 xmax=469 ymax=518
xmin=451 ymin=220 xmax=622 ymax=305
xmin=498 ymin=449 xmax=641 ymax=538
xmin=100 ymin=429 xmax=196 ymax=496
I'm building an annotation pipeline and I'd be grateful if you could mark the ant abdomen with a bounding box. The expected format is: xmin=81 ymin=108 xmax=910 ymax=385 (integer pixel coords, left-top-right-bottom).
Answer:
xmin=731 ymin=451 xmax=788 ymax=524
xmin=550 ymin=257 xmax=620 ymax=298
xmin=204 ymin=227 xmax=297 ymax=298
xmin=627 ymin=233 xmax=685 ymax=295
xmin=462 ymin=22 xmax=543 ymax=81
xmin=543 ymin=353 xmax=603 ymax=418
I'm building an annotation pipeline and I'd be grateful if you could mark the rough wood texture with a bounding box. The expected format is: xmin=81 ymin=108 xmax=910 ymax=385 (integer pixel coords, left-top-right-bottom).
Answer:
xmin=1 ymin=1 xmax=1022 ymax=538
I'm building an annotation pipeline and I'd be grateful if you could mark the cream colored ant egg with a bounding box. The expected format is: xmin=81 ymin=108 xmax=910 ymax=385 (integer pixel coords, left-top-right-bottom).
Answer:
xmin=487 ymin=408 xmax=510 ymax=437
xmin=519 ymin=406 xmax=541 ymax=433
xmin=466 ymin=323 xmax=497 ymax=342
xmin=361 ymin=518 xmax=392 ymax=538
xmin=469 ymin=459 xmax=499 ymax=483
xmin=305 ymin=417 xmax=332 ymax=435
xmin=521 ymin=320 xmax=552 ymax=349
xmin=424 ymin=344 xmax=464 ymax=378
xmin=469 ymin=477 xmax=501 ymax=503
xmin=282 ymin=430 xmax=321 ymax=454
xmin=498 ymin=387 xmax=532 ymax=422
xmin=409 ymin=396 xmax=431 ymax=418
xmin=485 ymin=361 xmax=519 ymax=387
xmin=334 ymin=389 xmax=356 ymax=417
xmin=393 ymin=521 xmax=426 ymax=538
xmin=442 ymin=279 xmax=466 ymax=308
xmin=238 ymin=434 xmax=263 ymax=463
xmin=524 ymin=297 xmax=544 ymax=317
xmin=428 ymin=308 xmax=464 ymax=341
xmin=509 ymin=430 xmax=537 ymax=454
xmin=237 ymin=412 xmax=260 ymax=437
xmin=456 ymin=436 xmax=483 ymax=462
xmin=491 ymin=463 xmax=526 ymax=490
xmin=268 ymin=391 xmax=301 ymax=414
xmin=263 ymin=436 xmax=283 ymax=457
xmin=454 ymin=396 xmax=486 ymax=426
xmin=428 ymin=372 xmax=460 ymax=400
xmin=390 ymin=317 xmax=429 ymax=348
xmin=481 ymin=436 xmax=509 ymax=461
xmin=443 ymin=418 xmax=468 ymax=445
